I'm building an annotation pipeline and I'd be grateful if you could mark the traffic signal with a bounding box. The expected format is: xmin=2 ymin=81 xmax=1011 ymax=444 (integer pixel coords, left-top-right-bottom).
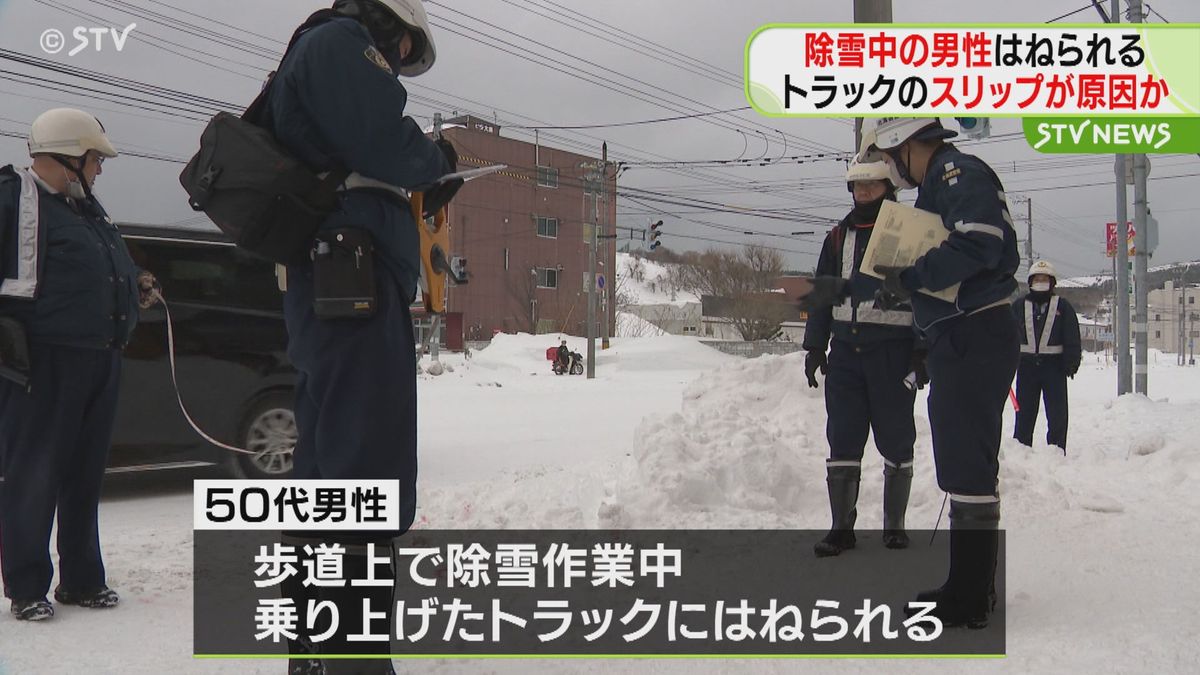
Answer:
xmin=954 ymin=117 xmax=991 ymax=140
xmin=648 ymin=220 xmax=663 ymax=250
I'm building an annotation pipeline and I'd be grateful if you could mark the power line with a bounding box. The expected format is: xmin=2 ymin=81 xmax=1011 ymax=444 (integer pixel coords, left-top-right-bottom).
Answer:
xmin=0 ymin=128 xmax=184 ymax=163
xmin=506 ymin=106 xmax=753 ymax=130
xmin=1145 ymin=4 xmax=1172 ymax=23
xmin=100 ymin=0 xmax=844 ymax=207
xmin=1046 ymin=5 xmax=1097 ymax=22
xmin=430 ymin=0 xmax=843 ymax=154
xmin=33 ymin=0 xmax=265 ymax=80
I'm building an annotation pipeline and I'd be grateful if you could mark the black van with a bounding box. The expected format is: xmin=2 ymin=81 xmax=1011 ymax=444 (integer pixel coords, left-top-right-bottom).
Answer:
xmin=114 ymin=224 xmax=297 ymax=479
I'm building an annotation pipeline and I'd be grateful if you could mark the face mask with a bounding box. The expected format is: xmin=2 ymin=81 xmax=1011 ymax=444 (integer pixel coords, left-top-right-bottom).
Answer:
xmin=851 ymin=195 xmax=887 ymax=223
xmin=1031 ymin=281 xmax=1051 ymax=292
xmin=62 ymin=165 xmax=88 ymax=201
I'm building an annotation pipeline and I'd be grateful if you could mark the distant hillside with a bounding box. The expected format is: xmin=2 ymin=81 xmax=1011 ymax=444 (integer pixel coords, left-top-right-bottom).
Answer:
xmin=1063 ymin=260 xmax=1200 ymax=290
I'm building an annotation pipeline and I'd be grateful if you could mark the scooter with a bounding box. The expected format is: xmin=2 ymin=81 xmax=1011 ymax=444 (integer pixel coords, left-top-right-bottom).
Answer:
xmin=551 ymin=351 xmax=584 ymax=376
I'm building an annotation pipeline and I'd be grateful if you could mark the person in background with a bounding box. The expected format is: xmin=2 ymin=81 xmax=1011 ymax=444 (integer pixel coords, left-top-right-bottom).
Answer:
xmin=0 ymin=108 xmax=158 ymax=622
xmin=1012 ymin=259 xmax=1081 ymax=453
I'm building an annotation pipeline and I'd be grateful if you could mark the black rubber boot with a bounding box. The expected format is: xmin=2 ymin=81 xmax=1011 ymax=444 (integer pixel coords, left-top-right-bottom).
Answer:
xmin=910 ymin=498 xmax=1000 ymax=629
xmin=882 ymin=462 xmax=913 ymax=549
xmin=320 ymin=541 xmax=397 ymax=675
xmin=814 ymin=463 xmax=860 ymax=557
xmin=282 ymin=536 xmax=325 ymax=675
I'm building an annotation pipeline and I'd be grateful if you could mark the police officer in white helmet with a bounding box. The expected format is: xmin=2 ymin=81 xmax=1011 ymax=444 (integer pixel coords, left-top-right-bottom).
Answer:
xmin=1012 ymin=260 xmax=1081 ymax=452
xmin=0 ymin=108 xmax=158 ymax=622
xmin=802 ymin=160 xmax=925 ymax=558
xmin=263 ymin=2 xmax=457 ymax=672
xmin=839 ymin=117 xmax=1020 ymax=629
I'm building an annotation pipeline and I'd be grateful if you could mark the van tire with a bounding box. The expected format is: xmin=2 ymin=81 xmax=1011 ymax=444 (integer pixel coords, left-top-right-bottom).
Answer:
xmin=229 ymin=391 xmax=297 ymax=479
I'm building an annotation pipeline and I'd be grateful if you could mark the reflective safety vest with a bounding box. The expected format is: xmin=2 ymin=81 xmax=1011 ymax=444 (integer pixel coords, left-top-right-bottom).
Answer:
xmin=1021 ymin=296 xmax=1062 ymax=355
xmin=0 ymin=167 xmax=41 ymax=299
xmin=831 ymin=227 xmax=912 ymax=328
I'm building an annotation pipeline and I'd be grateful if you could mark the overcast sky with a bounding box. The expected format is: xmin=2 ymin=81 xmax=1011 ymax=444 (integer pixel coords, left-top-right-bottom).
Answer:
xmin=1 ymin=0 xmax=1197 ymax=279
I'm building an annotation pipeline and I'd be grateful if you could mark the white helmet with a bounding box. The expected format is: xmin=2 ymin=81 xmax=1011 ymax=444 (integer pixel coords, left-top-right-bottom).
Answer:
xmin=857 ymin=117 xmax=956 ymax=162
xmin=375 ymin=0 xmax=437 ymax=76
xmin=1028 ymin=259 xmax=1057 ymax=281
xmin=27 ymin=108 xmax=118 ymax=159
xmin=844 ymin=160 xmax=895 ymax=192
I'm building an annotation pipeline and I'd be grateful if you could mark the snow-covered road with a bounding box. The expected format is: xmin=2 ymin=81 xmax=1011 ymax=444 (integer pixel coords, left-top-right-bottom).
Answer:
xmin=2 ymin=335 xmax=1198 ymax=674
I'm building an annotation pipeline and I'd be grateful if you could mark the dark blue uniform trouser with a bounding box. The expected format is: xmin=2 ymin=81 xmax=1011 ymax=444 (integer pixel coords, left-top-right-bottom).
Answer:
xmin=926 ymin=306 xmax=1020 ymax=497
xmin=0 ymin=344 xmax=121 ymax=602
xmin=1013 ymin=357 xmax=1069 ymax=450
xmin=825 ymin=338 xmax=916 ymax=465
xmin=284 ymin=262 xmax=418 ymax=537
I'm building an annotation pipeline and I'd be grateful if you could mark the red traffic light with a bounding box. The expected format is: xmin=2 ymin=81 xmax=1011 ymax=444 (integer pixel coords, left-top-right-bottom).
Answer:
xmin=650 ymin=220 xmax=663 ymax=230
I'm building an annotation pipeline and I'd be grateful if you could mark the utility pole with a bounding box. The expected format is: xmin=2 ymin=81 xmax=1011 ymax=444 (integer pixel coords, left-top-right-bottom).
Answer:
xmin=601 ymin=142 xmax=611 ymax=351
xmin=1179 ymin=270 xmax=1187 ymax=366
xmin=1190 ymin=310 xmax=1196 ymax=366
xmin=1112 ymin=0 xmax=1132 ymax=395
xmin=581 ymin=158 xmax=604 ymax=379
xmin=1026 ymin=197 xmax=1034 ymax=271
xmin=1130 ymin=0 xmax=1150 ymax=394
xmin=852 ymin=0 xmax=893 ymax=152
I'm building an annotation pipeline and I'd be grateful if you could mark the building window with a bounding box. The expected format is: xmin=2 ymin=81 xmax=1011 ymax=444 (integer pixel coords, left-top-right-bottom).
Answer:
xmin=1155 ymin=330 xmax=1161 ymax=339
xmin=1155 ymin=314 xmax=1161 ymax=321
xmin=536 ymin=267 xmax=559 ymax=289
xmin=536 ymin=216 xmax=559 ymax=239
xmin=537 ymin=165 xmax=559 ymax=188
xmin=1191 ymin=297 xmax=1195 ymax=305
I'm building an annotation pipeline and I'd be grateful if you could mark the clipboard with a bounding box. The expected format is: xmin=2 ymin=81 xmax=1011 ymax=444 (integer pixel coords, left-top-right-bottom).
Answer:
xmin=859 ymin=200 xmax=960 ymax=303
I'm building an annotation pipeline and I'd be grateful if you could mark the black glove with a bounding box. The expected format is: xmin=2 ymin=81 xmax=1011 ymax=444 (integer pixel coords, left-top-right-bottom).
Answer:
xmin=909 ymin=350 xmax=929 ymax=389
xmin=421 ymin=138 xmax=463 ymax=218
xmin=435 ymin=137 xmax=458 ymax=173
xmin=805 ymin=349 xmax=827 ymax=388
xmin=873 ymin=265 xmax=913 ymax=311
xmin=797 ymin=276 xmax=849 ymax=311
xmin=1066 ymin=360 xmax=1080 ymax=378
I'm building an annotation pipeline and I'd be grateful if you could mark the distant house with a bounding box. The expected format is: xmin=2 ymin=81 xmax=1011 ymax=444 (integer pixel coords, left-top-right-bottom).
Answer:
xmin=622 ymin=302 xmax=702 ymax=336
xmin=699 ymin=276 xmax=810 ymax=341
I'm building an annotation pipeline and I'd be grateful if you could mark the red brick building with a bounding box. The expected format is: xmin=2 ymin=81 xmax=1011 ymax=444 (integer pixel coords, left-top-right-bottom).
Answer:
xmin=429 ymin=116 xmax=618 ymax=344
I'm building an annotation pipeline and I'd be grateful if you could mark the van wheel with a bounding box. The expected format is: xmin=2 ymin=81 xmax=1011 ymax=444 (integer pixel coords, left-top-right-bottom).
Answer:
xmin=230 ymin=392 xmax=297 ymax=479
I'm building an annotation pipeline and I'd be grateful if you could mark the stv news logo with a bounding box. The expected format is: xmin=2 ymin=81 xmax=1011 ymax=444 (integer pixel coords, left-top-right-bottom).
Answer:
xmin=40 ymin=23 xmax=137 ymax=57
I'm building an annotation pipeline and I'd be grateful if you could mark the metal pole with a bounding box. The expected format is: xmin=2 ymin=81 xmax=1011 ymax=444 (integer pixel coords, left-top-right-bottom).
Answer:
xmin=1180 ymin=272 xmax=1186 ymax=365
xmin=1112 ymin=0 xmax=1131 ymax=395
xmin=852 ymin=0 xmax=892 ymax=152
xmin=1111 ymin=255 xmax=1117 ymax=366
xmin=601 ymin=142 xmax=611 ymax=350
xmin=586 ymin=162 xmax=598 ymax=380
xmin=1026 ymin=197 xmax=1034 ymax=271
xmin=1134 ymin=151 xmax=1148 ymax=393
xmin=1129 ymin=0 xmax=1148 ymax=394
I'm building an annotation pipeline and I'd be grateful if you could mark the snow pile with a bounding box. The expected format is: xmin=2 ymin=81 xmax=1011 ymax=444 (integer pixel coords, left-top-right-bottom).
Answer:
xmin=598 ymin=348 xmax=1200 ymax=532
xmin=600 ymin=353 xmax=818 ymax=528
xmin=409 ymin=333 xmax=734 ymax=530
